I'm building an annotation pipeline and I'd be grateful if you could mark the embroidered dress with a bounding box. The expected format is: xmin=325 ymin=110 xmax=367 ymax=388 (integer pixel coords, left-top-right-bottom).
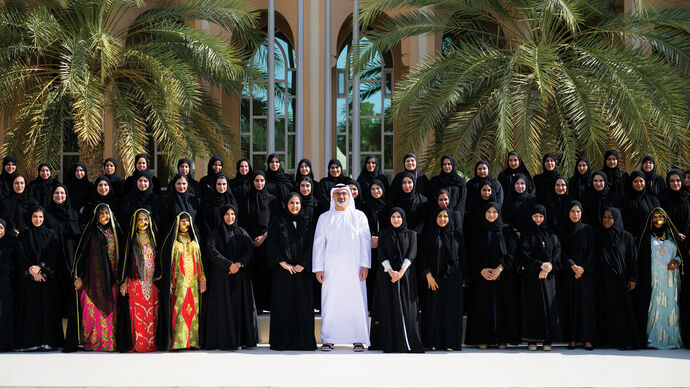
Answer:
xmin=646 ymin=236 xmax=683 ymax=349
xmin=127 ymin=239 xmax=158 ymax=352
xmin=170 ymin=233 xmax=205 ymax=349
xmin=81 ymin=228 xmax=117 ymax=352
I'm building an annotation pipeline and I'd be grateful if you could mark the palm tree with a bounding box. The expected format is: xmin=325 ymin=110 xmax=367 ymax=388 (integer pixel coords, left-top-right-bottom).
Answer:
xmin=0 ymin=0 xmax=262 ymax=175
xmin=356 ymin=0 xmax=690 ymax=176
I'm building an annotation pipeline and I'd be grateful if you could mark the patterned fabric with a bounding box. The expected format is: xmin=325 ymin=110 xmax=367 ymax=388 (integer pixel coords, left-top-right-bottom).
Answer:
xmin=646 ymin=236 xmax=683 ymax=349
xmin=170 ymin=234 xmax=205 ymax=350
xmin=127 ymin=242 xmax=158 ymax=353
xmin=81 ymin=228 xmax=118 ymax=352
xmin=81 ymin=288 xmax=117 ymax=351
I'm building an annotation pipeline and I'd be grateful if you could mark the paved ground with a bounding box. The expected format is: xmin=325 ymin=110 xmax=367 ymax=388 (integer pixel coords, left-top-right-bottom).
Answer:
xmin=1 ymin=345 xmax=689 ymax=387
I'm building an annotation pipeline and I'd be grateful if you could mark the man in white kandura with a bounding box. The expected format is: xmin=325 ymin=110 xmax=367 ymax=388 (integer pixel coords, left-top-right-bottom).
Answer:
xmin=313 ymin=184 xmax=371 ymax=352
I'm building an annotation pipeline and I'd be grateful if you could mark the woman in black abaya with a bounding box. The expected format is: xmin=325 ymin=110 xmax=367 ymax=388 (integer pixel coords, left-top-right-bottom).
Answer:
xmin=265 ymin=154 xmax=293 ymax=209
xmin=357 ymin=156 xmax=389 ymax=200
xmin=582 ymin=171 xmax=614 ymax=227
xmin=27 ymin=163 xmax=60 ymax=208
xmin=83 ymin=176 xmax=121 ymax=226
xmin=163 ymin=173 xmax=200 ymax=232
xmin=205 ymin=204 xmax=258 ymax=349
xmin=0 ymin=175 xmax=38 ymax=238
xmin=427 ymin=155 xmax=467 ymax=225
xmin=390 ymin=153 xmax=429 ymax=200
xmin=14 ymin=206 xmax=63 ymax=350
xmin=121 ymin=170 xmax=160 ymax=227
xmin=166 ymin=158 xmax=200 ymax=198
xmin=297 ymin=176 xmax=320 ymax=228
xmin=230 ymin=158 xmax=253 ymax=207
xmin=370 ymin=207 xmax=423 ymax=353
xmin=595 ymin=208 xmax=639 ymax=349
xmin=467 ymin=160 xmax=504 ymax=207
xmin=520 ymin=204 xmax=562 ymax=350
xmin=123 ymin=154 xmax=161 ymax=196
xmin=0 ymin=219 xmax=14 ymax=351
xmin=199 ymin=175 xmax=237 ymax=238
xmin=103 ymin=158 xmax=125 ymax=197
xmin=199 ymin=155 xmax=224 ymax=200
xmin=544 ymin=176 xmax=571 ymax=238
xmin=317 ymin=159 xmax=349 ymax=212
xmin=0 ymin=156 xmax=18 ymax=199
xmin=391 ymin=172 xmax=429 ymax=234
xmin=65 ymin=162 xmax=93 ymax=218
xmin=501 ymin=174 xmax=536 ymax=234
xmin=419 ymin=207 xmax=465 ymax=351
xmin=266 ymin=193 xmax=317 ymax=351
xmin=568 ymin=156 xmax=592 ymax=202
xmin=602 ymin=150 xmax=628 ymax=207
xmin=621 ymin=171 xmax=659 ymax=241
xmin=560 ymin=201 xmax=596 ymax=350
xmin=242 ymin=171 xmax=278 ymax=313
xmin=45 ymin=184 xmax=81 ymax=319
xmin=497 ymin=151 xmax=534 ymax=197
xmin=533 ymin=153 xmax=560 ymax=204
xmin=465 ymin=202 xmax=521 ymax=349
xmin=640 ymin=156 xmax=666 ymax=198
xmin=659 ymin=170 xmax=690 ymax=239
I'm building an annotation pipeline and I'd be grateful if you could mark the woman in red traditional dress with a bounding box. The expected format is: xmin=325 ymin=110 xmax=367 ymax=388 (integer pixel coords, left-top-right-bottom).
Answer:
xmin=118 ymin=209 xmax=160 ymax=352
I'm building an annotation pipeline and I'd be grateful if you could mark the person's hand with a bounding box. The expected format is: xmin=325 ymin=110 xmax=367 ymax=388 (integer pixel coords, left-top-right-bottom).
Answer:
xmin=493 ymin=265 xmax=503 ymax=280
xmin=280 ymin=261 xmax=296 ymax=275
xmin=31 ymin=272 xmax=44 ymax=282
xmin=388 ymin=269 xmax=400 ymax=283
xmin=679 ymin=233 xmax=686 ymax=241
xmin=426 ymin=272 xmax=439 ymax=291
xmin=12 ymin=229 xmax=19 ymax=238
xmin=371 ymin=236 xmax=378 ymax=249
xmin=359 ymin=267 xmax=368 ymax=281
xmin=200 ymin=280 xmax=207 ymax=293
xmin=315 ymin=271 xmax=324 ymax=284
xmin=229 ymin=262 xmax=241 ymax=275
xmin=541 ymin=262 xmax=553 ymax=272
xmin=538 ymin=270 xmax=548 ymax=279
xmin=74 ymin=277 xmax=83 ymax=290
xmin=481 ymin=268 xmax=494 ymax=281
xmin=571 ymin=264 xmax=584 ymax=278
xmin=628 ymin=281 xmax=636 ymax=291
xmin=120 ymin=282 xmax=128 ymax=296
xmin=294 ymin=265 xmax=304 ymax=273
xmin=253 ymin=232 xmax=268 ymax=247
xmin=668 ymin=259 xmax=680 ymax=271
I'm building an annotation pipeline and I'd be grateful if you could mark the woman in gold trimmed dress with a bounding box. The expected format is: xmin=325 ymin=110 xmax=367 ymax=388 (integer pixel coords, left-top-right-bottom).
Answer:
xmin=156 ymin=212 xmax=206 ymax=350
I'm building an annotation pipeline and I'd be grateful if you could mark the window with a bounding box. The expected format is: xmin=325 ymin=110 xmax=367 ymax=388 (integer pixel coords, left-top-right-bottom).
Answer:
xmin=336 ymin=36 xmax=394 ymax=179
xmin=241 ymin=32 xmax=297 ymax=173
xmin=146 ymin=133 xmax=172 ymax=189
xmin=60 ymin=130 xmax=80 ymax=182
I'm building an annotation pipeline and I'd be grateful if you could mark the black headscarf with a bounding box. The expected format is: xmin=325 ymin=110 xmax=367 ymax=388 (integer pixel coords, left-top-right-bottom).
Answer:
xmin=20 ymin=205 xmax=54 ymax=267
xmin=564 ymin=201 xmax=586 ymax=234
xmin=0 ymin=174 xmax=37 ymax=235
xmin=364 ymin=179 xmax=388 ymax=212
xmin=523 ymin=204 xmax=554 ymax=258
xmin=121 ymin=208 xmax=159 ymax=283
xmin=47 ymin=183 xmax=80 ymax=236
xmin=122 ymin=170 xmax=157 ymax=223
xmin=103 ymin=158 xmax=125 ymax=195
xmin=229 ymin=158 xmax=253 ymax=205
xmin=28 ymin=163 xmax=58 ymax=206
xmin=503 ymin=151 xmax=532 ymax=177
xmin=421 ymin=207 xmax=461 ymax=279
xmin=246 ymin=171 xmax=272 ymax=232
xmin=74 ymin=203 xmax=120 ymax=314
xmin=165 ymin=173 xmax=199 ymax=222
xmin=210 ymin=174 xmax=236 ymax=207
xmin=569 ymin=155 xmax=592 ymax=201
xmin=297 ymin=176 xmax=318 ymax=207
xmin=392 ymin=171 xmax=423 ymax=210
xmin=220 ymin=204 xmax=239 ymax=232
xmin=435 ymin=155 xmax=463 ymax=186
xmin=481 ymin=201 xmax=507 ymax=232
xmin=66 ymin=162 xmax=93 ymax=212
xmin=379 ymin=207 xmax=410 ymax=268
xmin=265 ymin=153 xmax=293 ymax=188
xmin=357 ymin=156 xmax=388 ymax=192
xmin=324 ymin=158 xmax=348 ymax=183
xmin=295 ymin=158 xmax=316 ymax=184
xmin=347 ymin=178 xmax=365 ymax=210
xmin=0 ymin=156 xmax=18 ymax=196
xmin=502 ymin=174 xmax=536 ymax=230
xmin=534 ymin=153 xmax=559 ymax=202
xmin=207 ymin=155 xmax=224 ymax=178
xmin=477 ymin=201 xmax=508 ymax=263
xmin=602 ymin=150 xmax=627 ymax=201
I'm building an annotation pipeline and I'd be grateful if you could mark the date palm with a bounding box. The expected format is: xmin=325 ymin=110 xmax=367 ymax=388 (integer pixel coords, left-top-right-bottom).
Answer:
xmin=357 ymin=0 xmax=690 ymax=175
xmin=0 ymin=0 xmax=262 ymax=175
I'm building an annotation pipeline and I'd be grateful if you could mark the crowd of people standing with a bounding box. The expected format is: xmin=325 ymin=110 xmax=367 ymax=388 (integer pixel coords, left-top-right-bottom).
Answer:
xmin=0 ymin=149 xmax=688 ymax=353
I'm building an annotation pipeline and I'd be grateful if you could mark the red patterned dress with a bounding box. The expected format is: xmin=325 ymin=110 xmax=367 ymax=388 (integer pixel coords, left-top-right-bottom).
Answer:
xmin=126 ymin=238 xmax=158 ymax=352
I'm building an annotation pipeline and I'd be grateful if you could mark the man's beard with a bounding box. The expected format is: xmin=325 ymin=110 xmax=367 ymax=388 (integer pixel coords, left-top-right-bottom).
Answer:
xmin=336 ymin=200 xmax=347 ymax=208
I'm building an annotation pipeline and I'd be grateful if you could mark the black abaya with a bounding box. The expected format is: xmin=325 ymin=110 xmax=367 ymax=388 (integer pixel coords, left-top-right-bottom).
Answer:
xmin=14 ymin=216 xmax=63 ymax=350
xmin=465 ymin=203 xmax=521 ymax=346
xmin=0 ymin=226 xmax=14 ymax=351
xmin=621 ymin=171 xmax=659 ymax=241
xmin=266 ymin=206 xmax=317 ymax=350
xmin=418 ymin=208 xmax=466 ymax=350
xmin=595 ymin=208 xmax=639 ymax=349
xmin=370 ymin=208 xmax=423 ymax=353
xmin=427 ymin=155 xmax=467 ymax=226
xmin=205 ymin=205 xmax=258 ymax=349
xmin=520 ymin=205 xmax=562 ymax=343
xmin=559 ymin=202 xmax=597 ymax=344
